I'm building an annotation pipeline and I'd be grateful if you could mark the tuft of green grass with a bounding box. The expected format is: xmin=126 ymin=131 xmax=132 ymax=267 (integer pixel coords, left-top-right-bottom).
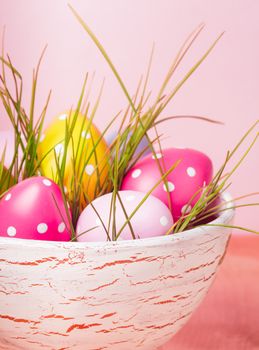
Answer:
xmin=0 ymin=44 xmax=50 ymax=185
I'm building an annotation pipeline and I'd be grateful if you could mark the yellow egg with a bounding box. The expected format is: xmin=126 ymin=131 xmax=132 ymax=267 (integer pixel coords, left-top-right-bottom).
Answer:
xmin=37 ymin=111 xmax=110 ymax=208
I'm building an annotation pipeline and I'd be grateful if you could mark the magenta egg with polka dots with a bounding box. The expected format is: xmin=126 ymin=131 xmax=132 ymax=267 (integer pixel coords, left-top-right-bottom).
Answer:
xmin=121 ymin=148 xmax=213 ymax=221
xmin=0 ymin=177 xmax=71 ymax=241
xmin=76 ymin=190 xmax=174 ymax=242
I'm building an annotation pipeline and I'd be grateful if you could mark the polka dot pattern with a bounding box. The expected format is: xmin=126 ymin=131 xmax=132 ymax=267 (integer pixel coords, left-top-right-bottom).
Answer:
xmin=187 ymin=167 xmax=196 ymax=177
xmin=37 ymin=111 xmax=110 ymax=207
xmin=7 ymin=226 xmax=16 ymax=237
xmin=58 ymin=113 xmax=68 ymax=120
xmin=152 ymin=153 xmax=163 ymax=159
xmin=82 ymin=130 xmax=91 ymax=139
xmin=160 ymin=216 xmax=169 ymax=226
xmin=54 ymin=143 xmax=64 ymax=156
xmin=76 ymin=190 xmax=174 ymax=242
xmin=43 ymin=179 xmax=52 ymax=187
xmin=37 ymin=223 xmax=48 ymax=234
xmin=0 ymin=177 xmax=72 ymax=241
xmin=58 ymin=222 xmax=66 ymax=233
xmin=5 ymin=193 xmax=11 ymax=201
xmin=121 ymin=148 xmax=213 ymax=222
xmin=163 ymin=181 xmax=175 ymax=192
xmin=85 ymin=165 xmax=95 ymax=175
xmin=181 ymin=204 xmax=192 ymax=215
xmin=132 ymin=169 xmax=142 ymax=178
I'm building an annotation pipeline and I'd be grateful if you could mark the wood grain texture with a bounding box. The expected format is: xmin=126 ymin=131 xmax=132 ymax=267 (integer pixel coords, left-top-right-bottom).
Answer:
xmin=161 ymin=234 xmax=259 ymax=350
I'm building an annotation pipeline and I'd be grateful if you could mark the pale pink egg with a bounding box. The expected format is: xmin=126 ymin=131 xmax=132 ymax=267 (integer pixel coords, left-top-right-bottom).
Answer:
xmin=76 ymin=190 xmax=174 ymax=242
xmin=0 ymin=177 xmax=71 ymax=241
xmin=121 ymin=148 xmax=213 ymax=221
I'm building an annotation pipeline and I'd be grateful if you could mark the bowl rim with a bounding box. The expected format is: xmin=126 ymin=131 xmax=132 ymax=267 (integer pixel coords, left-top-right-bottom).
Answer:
xmin=0 ymin=192 xmax=235 ymax=250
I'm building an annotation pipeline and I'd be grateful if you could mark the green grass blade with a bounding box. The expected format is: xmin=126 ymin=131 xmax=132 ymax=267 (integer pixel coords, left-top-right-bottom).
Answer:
xmin=68 ymin=4 xmax=136 ymax=113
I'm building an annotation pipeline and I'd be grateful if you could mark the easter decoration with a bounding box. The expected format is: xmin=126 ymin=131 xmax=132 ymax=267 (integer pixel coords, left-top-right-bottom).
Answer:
xmin=0 ymin=177 xmax=71 ymax=241
xmin=121 ymin=148 xmax=213 ymax=222
xmin=76 ymin=190 xmax=174 ymax=242
xmin=0 ymin=5 xmax=258 ymax=350
xmin=0 ymin=10 xmax=257 ymax=243
xmin=37 ymin=111 xmax=110 ymax=213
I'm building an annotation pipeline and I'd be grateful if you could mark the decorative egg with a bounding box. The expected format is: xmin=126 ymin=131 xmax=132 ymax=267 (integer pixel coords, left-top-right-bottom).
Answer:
xmin=105 ymin=130 xmax=151 ymax=158
xmin=0 ymin=176 xmax=71 ymax=241
xmin=76 ymin=190 xmax=174 ymax=242
xmin=37 ymin=111 xmax=110 ymax=207
xmin=121 ymin=148 xmax=213 ymax=221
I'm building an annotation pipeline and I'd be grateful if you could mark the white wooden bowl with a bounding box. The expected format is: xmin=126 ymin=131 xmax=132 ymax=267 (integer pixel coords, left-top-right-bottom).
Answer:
xmin=0 ymin=193 xmax=234 ymax=350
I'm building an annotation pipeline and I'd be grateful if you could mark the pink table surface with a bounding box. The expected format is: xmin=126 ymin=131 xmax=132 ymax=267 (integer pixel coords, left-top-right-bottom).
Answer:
xmin=161 ymin=233 xmax=259 ymax=350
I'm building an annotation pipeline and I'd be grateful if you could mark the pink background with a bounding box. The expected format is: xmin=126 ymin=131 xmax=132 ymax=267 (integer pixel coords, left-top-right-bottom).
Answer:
xmin=0 ymin=0 xmax=258 ymax=232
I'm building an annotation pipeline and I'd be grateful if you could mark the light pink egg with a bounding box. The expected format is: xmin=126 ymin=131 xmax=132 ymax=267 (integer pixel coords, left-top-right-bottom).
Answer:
xmin=121 ymin=148 xmax=213 ymax=221
xmin=76 ymin=190 xmax=174 ymax=242
xmin=0 ymin=177 xmax=71 ymax=241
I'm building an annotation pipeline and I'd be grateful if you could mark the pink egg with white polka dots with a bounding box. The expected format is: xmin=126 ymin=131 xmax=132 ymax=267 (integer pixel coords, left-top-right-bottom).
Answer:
xmin=0 ymin=177 xmax=71 ymax=241
xmin=121 ymin=148 xmax=213 ymax=221
xmin=76 ymin=190 xmax=174 ymax=242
